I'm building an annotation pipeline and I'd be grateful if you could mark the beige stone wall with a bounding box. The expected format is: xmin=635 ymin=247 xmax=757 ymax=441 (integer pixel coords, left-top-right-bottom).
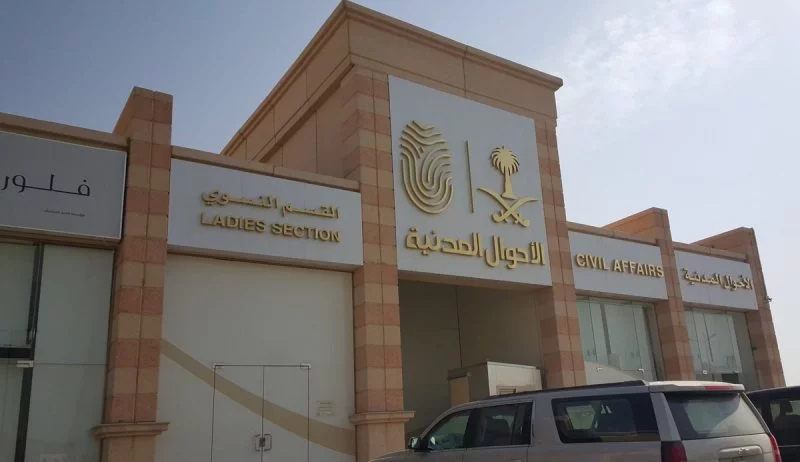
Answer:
xmin=695 ymin=228 xmax=785 ymax=388
xmin=605 ymin=208 xmax=695 ymax=380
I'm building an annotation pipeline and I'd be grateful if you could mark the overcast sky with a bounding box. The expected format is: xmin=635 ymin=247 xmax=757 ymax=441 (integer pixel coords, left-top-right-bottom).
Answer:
xmin=1 ymin=0 xmax=797 ymax=385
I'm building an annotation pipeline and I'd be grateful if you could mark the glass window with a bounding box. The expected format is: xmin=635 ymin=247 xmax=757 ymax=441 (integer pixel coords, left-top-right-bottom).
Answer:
xmin=685 ymin=310 xmax=743 ymax=376
xmin=552 ymin=394 xmax=659 ymax=443
xmin=769 ymin=398 xmax=800 ymax=444
xmin=425 ymin=410 xmax=471 ymax=451
xmin=470 ymin=403 xmax=531 ymax=448
xmin=576 ymin=299 xmax=656 ymax=381
xmin=0 ymin=243 xmax=35 ymax=348
xmin=666 ymin=392 xmax=764 ymax=440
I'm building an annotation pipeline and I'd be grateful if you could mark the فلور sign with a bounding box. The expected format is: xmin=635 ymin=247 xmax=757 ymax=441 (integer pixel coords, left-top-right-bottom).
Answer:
xmin=0 ymin=131 xmax=126 ymax=239
xmin=390 ymin=77 xmax=551 ymax=286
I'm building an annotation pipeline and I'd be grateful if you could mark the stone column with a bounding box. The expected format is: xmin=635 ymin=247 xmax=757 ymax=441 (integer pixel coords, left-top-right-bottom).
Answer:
xmin=695 ymin=228 xmax=785 ymax=387
xmin=535 ymin=120 xmax=586 ymax=388
xmin=93 ymin=87 xmax=172 ymax=461
xmin=341 ymin=67 xmax=413 ymax=461
xmin=605 ymin=208 xmax=695 ymax=380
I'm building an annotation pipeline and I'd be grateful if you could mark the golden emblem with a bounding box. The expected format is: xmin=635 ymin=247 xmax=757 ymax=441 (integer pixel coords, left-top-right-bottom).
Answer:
xmin=399 ymin=120 xmax=454 ymax=214
xmin=477 ymin=146 xmax=537 ymax=227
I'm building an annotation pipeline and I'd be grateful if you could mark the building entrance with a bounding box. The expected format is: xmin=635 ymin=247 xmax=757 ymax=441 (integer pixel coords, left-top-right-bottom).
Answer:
xmin=211 ymin=364 xmax=310 ymax=462
xmin=0 ymin=243 xmax=112 ymax=462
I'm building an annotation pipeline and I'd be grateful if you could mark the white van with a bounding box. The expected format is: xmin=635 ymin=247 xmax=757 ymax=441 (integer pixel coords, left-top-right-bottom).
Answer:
xmin=373 ymin=380 xmax=781 ymax=462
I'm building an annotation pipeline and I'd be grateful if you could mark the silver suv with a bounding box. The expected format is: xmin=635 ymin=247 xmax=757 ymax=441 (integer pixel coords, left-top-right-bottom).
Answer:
xmin=373 ymin=380 xmax=781 ymax=462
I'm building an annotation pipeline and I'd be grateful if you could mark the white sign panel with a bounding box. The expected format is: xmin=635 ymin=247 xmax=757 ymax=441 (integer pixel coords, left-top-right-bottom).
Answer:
xmin=675 ymin=251 xmax=757 ymax=310
xmin=569 ymin=231 xmax=667 ymax=299
xmin=168 ymin=160 xmax=363 ymax=268
xmin=0 ymin=131 xmax=126 ymax=239
xmin=390 ymin=77 xmax=551 ymax=286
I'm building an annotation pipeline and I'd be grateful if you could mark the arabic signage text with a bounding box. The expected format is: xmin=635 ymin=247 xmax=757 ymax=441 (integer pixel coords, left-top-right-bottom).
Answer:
xmin=674 ymin=251 xmax=757 ymax=310
xmin=389 ymin=76 xmax=551 ymax=286
xmin=168 ymin=160 xmax=363 ymax=267
xmin=0 ymin=131 xmax=126 ymax=239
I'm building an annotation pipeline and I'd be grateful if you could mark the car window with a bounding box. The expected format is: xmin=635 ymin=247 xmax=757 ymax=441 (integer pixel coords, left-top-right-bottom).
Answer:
xmin=666 ymin=392 xmax=765 ymax=440
xmin=769 ymin=398 xmax=800 ymax=445
xmin=552 ymin=394 xmax=659 ymax=443
xmin=469 ymin=403 xmax=532 ymax=448
xmin=425 ymin=410 xmax=471 ymax=451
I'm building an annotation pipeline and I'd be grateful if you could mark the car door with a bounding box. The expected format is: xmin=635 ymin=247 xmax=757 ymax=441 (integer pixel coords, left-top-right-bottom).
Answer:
xmin=411 ymin=409 xmax=473 ymax=461
xmin=462 ymin=402 xmax=531 ymax=462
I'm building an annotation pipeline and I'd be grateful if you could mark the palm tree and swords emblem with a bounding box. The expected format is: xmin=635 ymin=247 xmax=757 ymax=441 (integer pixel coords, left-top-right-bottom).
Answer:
xmin=399 ymin=120 xmax=537 ymax=227
xmin=477 ymin=146 xmax=537 ymax=227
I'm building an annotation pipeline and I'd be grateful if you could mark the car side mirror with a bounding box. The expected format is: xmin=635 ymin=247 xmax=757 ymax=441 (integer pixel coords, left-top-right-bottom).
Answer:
xmin=407 ymin=436 xmax=421 ymax=450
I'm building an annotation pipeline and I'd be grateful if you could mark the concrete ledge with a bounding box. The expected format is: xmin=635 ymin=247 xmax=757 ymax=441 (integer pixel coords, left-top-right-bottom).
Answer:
xmin=349 ymin=411 xmax=415 ymax=426
xmin=567 ymin=222 xmax=658 ymax=245
xmin=93 ymin=422 xmax=169 ymax=440
xmin=0 ymin=112 xmax=127 ymax=149
xmin=172 ymin=146 xmax=360 ymax=191
xmin=673 ymin=242 xmax=748 ymax=262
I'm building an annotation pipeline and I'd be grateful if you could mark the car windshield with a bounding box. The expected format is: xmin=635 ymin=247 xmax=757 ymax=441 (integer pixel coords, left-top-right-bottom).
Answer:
xmin=666 ymin=392 xmax=765 ymax=440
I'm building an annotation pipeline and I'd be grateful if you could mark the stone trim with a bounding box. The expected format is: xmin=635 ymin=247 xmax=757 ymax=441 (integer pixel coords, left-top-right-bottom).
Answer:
xmin=93 ymin=422 xmax=169 ymax=440
xmin=172 ymin=145 xmax=359 ymax=191
xmin=567 ymin=221 xmax=658 ymax=245
xmin=349 ymin=411 xmax=415 ymax=426
xmin=672 ymin=242 xmax=747 ymax=261
xmin=0 ymin=111 xmax=126 ymax=149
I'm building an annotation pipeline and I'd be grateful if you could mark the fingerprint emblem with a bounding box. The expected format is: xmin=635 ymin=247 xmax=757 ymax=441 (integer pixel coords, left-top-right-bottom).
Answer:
xmin=399 ymin=120 xmax=454 ymax=214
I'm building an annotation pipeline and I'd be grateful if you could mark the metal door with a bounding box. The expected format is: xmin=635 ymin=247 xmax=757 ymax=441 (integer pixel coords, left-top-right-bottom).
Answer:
xmin=262 ymin=365 xmax=309 ymax=462
xmin=212 ymin=365 xmax=264 ymax=462
xmin=211 ymin=364 xmax=310 ymax=462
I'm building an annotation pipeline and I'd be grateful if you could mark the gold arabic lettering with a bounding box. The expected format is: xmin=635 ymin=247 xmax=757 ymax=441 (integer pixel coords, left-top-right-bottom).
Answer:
xmin=404 ymin=227 xmax=545 ymax=269
xmin=200 ymin=191 xmax=339 ymax=219
xmin=680 ymin=268 xmax=753 ymax=291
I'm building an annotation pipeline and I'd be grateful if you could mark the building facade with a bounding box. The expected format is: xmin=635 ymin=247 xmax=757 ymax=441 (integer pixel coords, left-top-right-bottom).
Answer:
xmin=0 ymin=2 xmax=784 ymax=462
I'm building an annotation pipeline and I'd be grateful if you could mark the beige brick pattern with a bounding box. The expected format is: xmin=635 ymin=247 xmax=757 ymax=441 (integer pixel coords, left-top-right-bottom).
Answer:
xmin=695 ymin=228 xmax=785 ymax=387
xmin=605 ymin=208 xmax=695 ymax=380
xmin=535 ymin=121 xmax=586 ymax=388
xmin=98 ymin=87 xmax=172 ymax=462
xmin=342 ymin=66 xmax=412 ymax=462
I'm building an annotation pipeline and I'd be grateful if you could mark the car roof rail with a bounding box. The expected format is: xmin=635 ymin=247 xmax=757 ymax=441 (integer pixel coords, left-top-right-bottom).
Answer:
xmin=480 ymin=380 xmax=648 ymax=401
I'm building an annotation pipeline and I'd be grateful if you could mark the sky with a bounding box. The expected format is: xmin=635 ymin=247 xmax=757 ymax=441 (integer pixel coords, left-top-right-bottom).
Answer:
xmin=1 ymin=0 xmax=797 ymax=384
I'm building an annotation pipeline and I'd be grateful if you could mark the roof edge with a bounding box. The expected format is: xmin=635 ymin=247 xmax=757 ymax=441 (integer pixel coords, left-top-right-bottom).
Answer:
xmin=222 ymin=0 xmax=564 ymax=156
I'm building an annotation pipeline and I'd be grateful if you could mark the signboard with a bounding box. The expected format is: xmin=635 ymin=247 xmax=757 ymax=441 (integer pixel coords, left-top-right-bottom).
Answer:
xmin=168 ymin=159 xmax=363 ymax=268
xmin=389 ymin=76 xmax=551 ymax=286
xmin=569 ymin=231 xmax=667 ymax=299
xmin=674 ymin=251 xmax=757 ymax=310
xmin=0 ymin=131 xmax=126 ymax=239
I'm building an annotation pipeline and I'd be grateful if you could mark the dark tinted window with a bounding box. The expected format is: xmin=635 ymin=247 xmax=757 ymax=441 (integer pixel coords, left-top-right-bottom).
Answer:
xmin=551 ymin=394 xmax=659 ymax=443
xmin=769 ymin=398 xmax=800 ymax=444
xmin=469 ymin=403 xmax=532 ymax=448
xmin=425 ymin=410 xmax=471 ymax=450
xmin=666 ymin=392 xmax=764 ymax=440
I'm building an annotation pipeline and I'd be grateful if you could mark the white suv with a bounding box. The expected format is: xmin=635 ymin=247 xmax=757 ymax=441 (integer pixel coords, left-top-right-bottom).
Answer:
xmin=373 ymin=380 xmax=781 ymax=462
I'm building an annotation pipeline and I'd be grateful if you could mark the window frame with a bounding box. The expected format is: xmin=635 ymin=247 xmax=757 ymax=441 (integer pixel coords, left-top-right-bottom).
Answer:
xmin=551 ymin=393 xmax=660 ymax=444
xmin=0 ymin=243 xmax=46 ymax=462
xmin=466 ymin=401 xmax=533 ymax=449
xmin=420 ymin=408 xmax=474 ymax=452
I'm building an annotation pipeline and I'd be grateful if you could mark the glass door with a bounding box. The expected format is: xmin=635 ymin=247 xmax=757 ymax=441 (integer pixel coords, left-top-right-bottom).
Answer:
xmin=577 ymin=299 xmax=657 ymax=384
xmin=686 ymin=309 xmax=743 ymax=382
